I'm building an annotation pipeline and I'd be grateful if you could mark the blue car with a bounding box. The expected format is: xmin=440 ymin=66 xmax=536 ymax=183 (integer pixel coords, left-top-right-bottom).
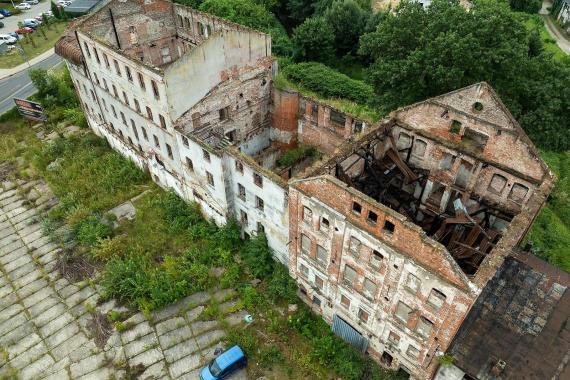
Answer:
xmin=0 ymin=9 xmax=12 ymax=17
xmin=200 ymin=345 xmax=247 ymax=380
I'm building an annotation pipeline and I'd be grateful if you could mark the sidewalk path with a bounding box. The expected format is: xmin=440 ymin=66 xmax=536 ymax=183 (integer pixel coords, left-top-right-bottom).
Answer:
xmin=0 ymin=48 xmax=57 ymax=81
xmin=540 ymin=0 xmax=570 ymax=54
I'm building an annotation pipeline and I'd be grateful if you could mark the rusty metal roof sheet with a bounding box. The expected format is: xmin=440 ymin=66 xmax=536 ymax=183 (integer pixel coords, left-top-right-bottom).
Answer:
xmin=449 ymin=252 xmax=570 ymax=379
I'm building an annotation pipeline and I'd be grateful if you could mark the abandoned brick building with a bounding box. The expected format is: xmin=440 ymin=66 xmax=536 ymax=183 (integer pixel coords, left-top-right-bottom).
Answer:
xmin=54 ymin=1 xmax=564 ymax=379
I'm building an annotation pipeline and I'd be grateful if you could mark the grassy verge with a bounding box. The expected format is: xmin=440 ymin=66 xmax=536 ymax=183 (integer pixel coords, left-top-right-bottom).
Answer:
xmin=521 ymin=14 xmax=568 ymax=62
xmin=524 ymin=150 xmax=570 ymax=271
xmin=0 ymin=21 xmax=68 ymax=69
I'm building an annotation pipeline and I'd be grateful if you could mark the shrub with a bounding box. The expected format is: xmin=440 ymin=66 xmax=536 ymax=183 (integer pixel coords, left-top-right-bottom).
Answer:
xmin=75 ymin=215 xmax=112 ymax=246
xmin=266 ymin=263 xmax=298 ymax=303
xmin=283 ymin=62 xmax=374 ymax=104
xmin=159 ymin=191 xmax=203 ymax=232
xmin=276 ymin=145 xmax=318 ymax=167
xmin=91 ymin=236 xmax=128 ymax=261
xmin=239 ymin=286 xmax=263 ymax=309
xmin=220 ymin=264 xmax=241 ymax=288
xmin=241 ymin=233 xmax=274 ymax=278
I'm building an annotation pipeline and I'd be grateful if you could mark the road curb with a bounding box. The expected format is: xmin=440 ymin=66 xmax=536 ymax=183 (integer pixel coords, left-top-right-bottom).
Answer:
xmin=0 ymin=48 xmax=57 ymax=81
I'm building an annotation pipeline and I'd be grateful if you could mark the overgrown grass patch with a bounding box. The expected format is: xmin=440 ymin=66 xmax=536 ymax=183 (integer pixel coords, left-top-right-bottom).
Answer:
xmin=32 ymin=134 xmax=149 ymax=226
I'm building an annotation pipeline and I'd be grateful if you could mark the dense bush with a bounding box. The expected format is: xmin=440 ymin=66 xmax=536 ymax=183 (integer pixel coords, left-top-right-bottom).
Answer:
xmin=75 ymin=215 xmax=112 ymax=246
xmin=199 ymin=0 xmax=293 ymax=55
xmin=292 ymin=17 xmax=335 ymax=62
xmin=158 ymin=191 xmax=203 ymax=232
xmin=266 ymin=263 xmax=298 ymax=303
xmin=276 ymin=144 xmax=318 ymax=167
xmin=283 ymin=62 xmax=374 ymax=104
xmin=509 ymin=0 xmax=541 ymax=14
xmin=241 ymin=232 xmax=274 ymax=278
xmin=359 ymin=0 xmax=570 ymax=150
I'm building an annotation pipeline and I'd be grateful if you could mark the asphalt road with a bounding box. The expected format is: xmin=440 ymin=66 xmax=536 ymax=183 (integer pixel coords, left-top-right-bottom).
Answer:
xmin=0 ymin=0 xmax=53 ymax=33
xmin=0 ymin=52 xmax=62 ymax=114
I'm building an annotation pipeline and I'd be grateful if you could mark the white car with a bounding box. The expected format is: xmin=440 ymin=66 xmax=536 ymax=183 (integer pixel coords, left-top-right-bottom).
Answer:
xmin=57 ymin=0 xmax=71 ymax=5
xmin=0 ymin=34 xmax=17 ymax=44
xmin=24 ymin=0 xmax=39 ymax=5
xmin=15 ymin=3 xmax=31 ymax=10
xmin=0 ymin=14 xmax=4 ymax=19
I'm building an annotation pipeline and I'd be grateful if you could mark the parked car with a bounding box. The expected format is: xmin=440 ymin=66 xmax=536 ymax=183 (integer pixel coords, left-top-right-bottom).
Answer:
xmin=0 ymin=9 xmax=12 ymax=17
xmin=57 ymin=0 xmax=71 ymax=6
xmin=0 ymin=34 xmax=17 ymax=45
xmin=199 ymin=345 xmax=247 ymax=380
xmin=0 ymin=13 xmax=4 ymax=19
xmin=15 ymin=27 xmax=33 ymax=34
xmin=24 ymin=0 xmax=39 ymax=4
xmin=24 ymin=18 xmax=40 ymax=26
xmin=8 ymin=31 xmax=23 ymax=40
xmin=15 ymin=3 xmax=32 ymax=10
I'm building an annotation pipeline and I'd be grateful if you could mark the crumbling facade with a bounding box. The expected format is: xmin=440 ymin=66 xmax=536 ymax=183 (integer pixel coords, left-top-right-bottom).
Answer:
xmin=56 ymin=2 xmax=556 ymax=379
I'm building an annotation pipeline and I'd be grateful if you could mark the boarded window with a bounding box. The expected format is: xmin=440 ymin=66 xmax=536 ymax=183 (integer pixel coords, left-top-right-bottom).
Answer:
xmin=406 ymin=273 xmax=421 ymax=293
xmin=330 ymin=109 xmax=346 ymax=126
xmin=358 ymin=309 xmax=369 ymax=323
xmin=440 ymin=153 xmax=455 ymax=170
xmin=299 ymin=263 xmax=309 ymax=278
xmin=413 ymin=139 xmax=427 ymax=157
xmin=388 ymin=331 xmax=400 ymax=345
xmin=301 ymin=234 xmax=310 ymax=253
xmin=395 ymin=301 xmax=412 ymax=323
xmin=508 ymin=183 xmax=529 ymax=203
xmin=349 ymin=236 xmax=361 ymax=255
xmin=488 ymin=174 xmax=507 ymax=194
xmin=315 ymin=275 xmax=323 ymax=289
xmin=316 ymin=245 xmax=327 ymax=265
xmin=398 ymin=132 xmax=411 ymax=149
xmin=406 ymin=346 xmax=420 ymax=359
xmin=455 ymin=160 xmax=473 ymax=188
xmin=427 ymin=289 xmax=446 ymax=310
xmin=415 ymin=317 xmax=434 ymax=338
xmin=161 ymin=47 xmax=171 ymax=64
xmin=341 ymin=294 xmax=350 ymax=308
xmin=343 ymin=265 xmax=357 ymax=287
xmin=370 ymin=250 xmax=383 ymax=269
xmin=303 ymin=206 xmax=312 ymax=222
xmin=363 ymin=278 xmax=377 ymax=299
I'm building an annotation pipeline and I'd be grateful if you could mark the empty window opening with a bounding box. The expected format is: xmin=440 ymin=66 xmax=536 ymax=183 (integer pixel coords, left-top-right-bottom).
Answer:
xmin=316 ymin=245 xmax=327 ymax=265
xmin=370 ymin=250 xmax=383 ymax=269
xmin=383 ymin=220 xmax=395 ymax=234
xmin=256 ymin=196 xmax=264 ymax=211
xmin=303 ymin=206 xmax=312 ymax=222
xmin=206 ymin=171 xmax=214 ymax=187
xmin=186 ymin=157 xmax=193 ymax=171
xmin=340 ymin=294 xmax=351 ymax=308
xmin=203 ymin=149 xmax=211 ymax=162
xmin=508 ymin=183 xmax=529 ymax=204
xmin=450 ymin=119 xmax=462 ymax=134
xmin=253 ymin=173 xmax=263 ymax=188
xmin=427 ymin=289 xmax=446 ymax=310
xmin=367 ymin=211 xmax=378 ymax=224
xmin=352 ymin=202 xmax=362 ymax=214
xmin=330 ymin=109 xmax=346 ymax=126
xmin=320 ymin=217 xmax=330 ymax=230
xmin=349 ymin=236 xmax=361 ymax=256
xmin=153 ymin=135 xmax=160 ymax=148
xmin=358 ymin=308 xmax=369 ymax=323
xmin=237 ymin=184 xmax=246 ymax=201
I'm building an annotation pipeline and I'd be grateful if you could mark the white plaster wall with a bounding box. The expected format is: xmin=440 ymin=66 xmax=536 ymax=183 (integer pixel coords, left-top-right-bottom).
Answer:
xmin=224 ymin=154 xmax=289 ymax=264
xmin=164 ymin=29 xmax=270 ymax=121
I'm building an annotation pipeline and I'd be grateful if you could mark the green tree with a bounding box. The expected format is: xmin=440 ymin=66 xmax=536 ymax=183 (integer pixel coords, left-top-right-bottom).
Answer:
xmin=509 ymin=0 xmax=541 ymax=14
xmin=324 ymin=0 xmax=369 ymax=54
xmin=51 ymin=1 xmax=61 ymax=19
xmin=199 ymin=0 xmax=293 ymax=55
xmin=286 ymin=0 xmax=316 ymax=24
xmin=359 ymin=0 xmax=570 ymax=150
xmin=292 ymin=17 xmax=335 ymax=62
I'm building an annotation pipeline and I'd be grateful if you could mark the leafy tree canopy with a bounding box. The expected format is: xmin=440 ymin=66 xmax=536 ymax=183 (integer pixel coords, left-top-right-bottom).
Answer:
xmin=292 ymin=17 xmax=336 ymax=62
xmin=359 ymin=0 xmax=570 ymax=150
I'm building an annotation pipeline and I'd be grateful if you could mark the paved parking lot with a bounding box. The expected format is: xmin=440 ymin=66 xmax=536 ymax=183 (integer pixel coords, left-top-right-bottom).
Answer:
xmin=0 ymin=0 xmax=52 ymax=33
